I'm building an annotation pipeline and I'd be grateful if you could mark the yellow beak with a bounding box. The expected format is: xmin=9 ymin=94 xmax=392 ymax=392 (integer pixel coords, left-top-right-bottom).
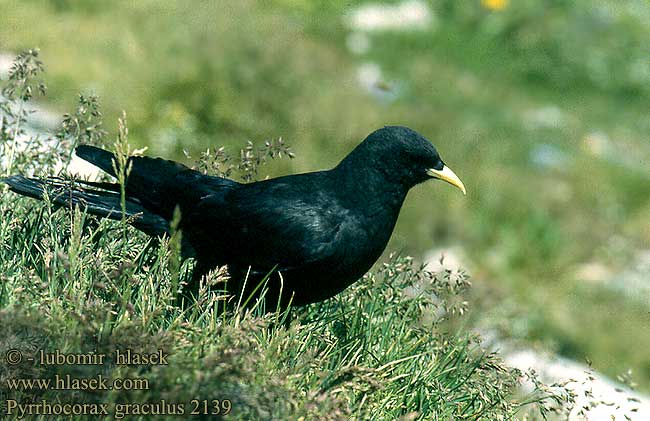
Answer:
xmin=426 ymin=165 xmax=466 ymax=195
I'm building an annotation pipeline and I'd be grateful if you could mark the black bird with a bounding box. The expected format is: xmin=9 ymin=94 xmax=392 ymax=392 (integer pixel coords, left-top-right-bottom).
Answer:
xmin=2 ymin=126 xmax=465 ymax=308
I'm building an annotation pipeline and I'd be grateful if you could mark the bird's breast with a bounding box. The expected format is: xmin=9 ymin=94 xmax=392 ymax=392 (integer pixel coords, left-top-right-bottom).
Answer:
xmin=337 ymin=208 xmax=400 ymax=269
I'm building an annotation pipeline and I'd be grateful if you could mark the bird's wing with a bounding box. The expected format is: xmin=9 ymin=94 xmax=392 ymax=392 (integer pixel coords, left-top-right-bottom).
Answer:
xmin=184 ymin=175 xmax=353 ymax=273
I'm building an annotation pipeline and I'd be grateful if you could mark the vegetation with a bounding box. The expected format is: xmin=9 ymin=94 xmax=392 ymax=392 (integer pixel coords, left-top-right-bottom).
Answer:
xmin=1 ymin=0 xmax=648 ymax=417
xmin=0 ymin=55 xmax=574 ymax=419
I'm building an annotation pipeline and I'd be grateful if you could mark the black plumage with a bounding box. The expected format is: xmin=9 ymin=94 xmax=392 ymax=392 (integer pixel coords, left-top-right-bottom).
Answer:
xmin=2 ymin=126 xmax=466 ymax=307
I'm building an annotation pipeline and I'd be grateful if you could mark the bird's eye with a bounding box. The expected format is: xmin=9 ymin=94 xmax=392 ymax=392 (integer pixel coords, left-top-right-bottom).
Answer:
xmin=430 ymin=158 xmax=444 ymax=171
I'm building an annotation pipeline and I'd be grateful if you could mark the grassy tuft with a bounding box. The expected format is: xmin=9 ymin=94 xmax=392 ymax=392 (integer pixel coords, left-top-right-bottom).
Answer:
xmin=0 ymin=54 xmax=574 ymax=419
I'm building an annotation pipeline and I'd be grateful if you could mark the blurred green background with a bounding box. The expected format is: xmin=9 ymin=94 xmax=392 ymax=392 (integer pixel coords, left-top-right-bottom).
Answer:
xmin=1 ymin=0 xmax=649 ymax=390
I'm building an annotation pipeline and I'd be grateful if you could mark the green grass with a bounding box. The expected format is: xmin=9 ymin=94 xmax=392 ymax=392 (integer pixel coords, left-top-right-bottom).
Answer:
xmin=0 ymin=153 xmax=562 ymax=419
xmin=1 ymin=0 xmax=649 ymax=406
xmin=0 ymin=52 xmax=576 ymax=418
xmin=0 ymin=54 xmax=574 ymax=419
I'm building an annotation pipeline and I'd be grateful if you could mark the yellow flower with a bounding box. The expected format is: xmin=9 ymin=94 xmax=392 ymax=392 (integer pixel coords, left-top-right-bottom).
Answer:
xmin=481 ymin=0 xmax=509 ymax=11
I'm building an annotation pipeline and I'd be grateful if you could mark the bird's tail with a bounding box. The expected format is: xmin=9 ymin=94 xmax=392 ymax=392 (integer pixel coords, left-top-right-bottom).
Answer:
xmin=2 ymin=175 xmax=169 ymax=236
xmin=75 ymin=145 xmax=120 ymax=177
xmin=75 ymin=145 xmax=198 ymax=219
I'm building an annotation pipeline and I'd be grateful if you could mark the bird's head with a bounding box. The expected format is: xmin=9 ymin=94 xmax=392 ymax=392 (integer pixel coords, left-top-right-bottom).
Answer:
xmin=338 ymin=126 xmax=466 ymax=194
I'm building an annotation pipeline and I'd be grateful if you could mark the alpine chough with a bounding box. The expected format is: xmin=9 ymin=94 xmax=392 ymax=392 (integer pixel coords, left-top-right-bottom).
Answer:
xmin=2 ymin=126 xmax=466 ymax=308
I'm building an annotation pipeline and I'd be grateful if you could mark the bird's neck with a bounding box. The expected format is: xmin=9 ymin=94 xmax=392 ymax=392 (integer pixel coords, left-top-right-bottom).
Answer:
xmin=331 ymin=162 xmax=410 ymax=218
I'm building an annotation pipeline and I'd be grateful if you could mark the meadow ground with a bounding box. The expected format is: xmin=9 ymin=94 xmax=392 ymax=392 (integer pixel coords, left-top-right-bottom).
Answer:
xmin=1 ymin=0 xmax=649 ymax=418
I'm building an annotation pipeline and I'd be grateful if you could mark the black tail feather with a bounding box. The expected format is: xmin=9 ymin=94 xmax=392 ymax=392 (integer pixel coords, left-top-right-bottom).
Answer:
xmin=74 ymin=145 xmax=198 ymax=219
xmin=2 ymin=175 xmax=169 ymax=237
xmin=75 ymin=145 xmax=119 ymax=178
